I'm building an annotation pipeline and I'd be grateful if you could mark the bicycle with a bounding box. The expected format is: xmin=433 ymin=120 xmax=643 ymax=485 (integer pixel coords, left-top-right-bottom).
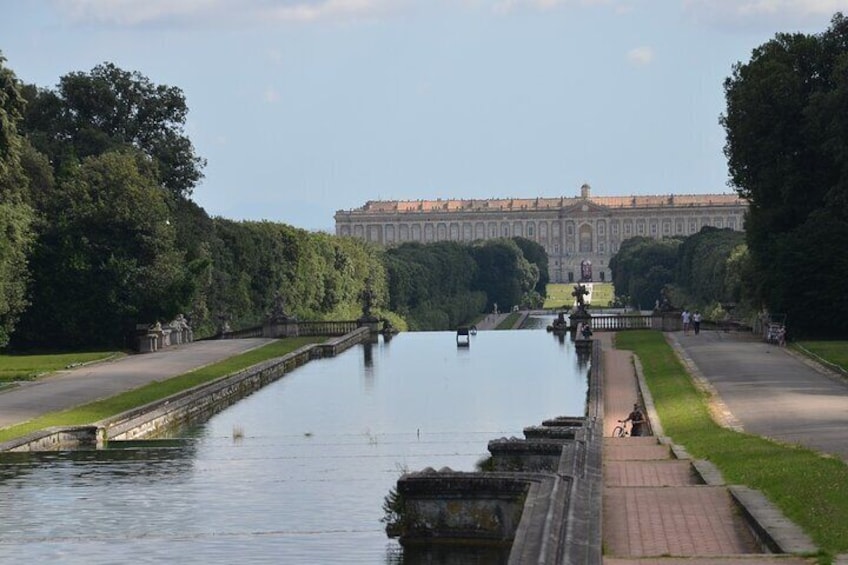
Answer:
xmin=611 ymin=421 xmax=629 ymax=438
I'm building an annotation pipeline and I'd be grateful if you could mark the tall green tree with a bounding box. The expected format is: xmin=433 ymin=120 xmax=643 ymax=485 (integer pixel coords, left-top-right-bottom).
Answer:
xmin=0 ymin=54 xmax=35 ymax=347
xmin=722 ymin=13 xmax=848 ymax=335
xmin=471 ymin=238 xmax=537 ymax=312
xmin=609 ymin=237 xmax=680 ymax=309
xmin=384 ymin=241 xmax=483 ymax=330
xmin=512 ymin=236 xmax=549 ymax=297
xmin=676 ymin=227 xmax=747 ymax=306
xmin=21 ymin=62 xmax=206 ymax=199
xmin=14 ymin=150 xmax=190 ymax=348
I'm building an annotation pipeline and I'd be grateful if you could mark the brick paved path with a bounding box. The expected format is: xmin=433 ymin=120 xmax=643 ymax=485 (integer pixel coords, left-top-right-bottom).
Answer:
xmin=599 ymin=333 xmax=814 ymax=564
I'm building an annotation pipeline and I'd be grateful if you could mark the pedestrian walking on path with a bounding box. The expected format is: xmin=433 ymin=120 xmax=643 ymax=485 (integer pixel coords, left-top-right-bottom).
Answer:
xmin=619 ymin=403 xmax=645 ymax=436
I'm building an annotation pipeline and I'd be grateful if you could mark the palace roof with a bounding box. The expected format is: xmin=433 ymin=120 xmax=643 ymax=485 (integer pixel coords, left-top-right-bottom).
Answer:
xmin=339 ymin=193 xmax=745 ymax=215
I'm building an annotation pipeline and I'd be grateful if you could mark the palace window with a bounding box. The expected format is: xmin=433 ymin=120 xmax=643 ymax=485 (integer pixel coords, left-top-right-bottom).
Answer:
xmin=579 ymin=225 xmax=593 ymax=253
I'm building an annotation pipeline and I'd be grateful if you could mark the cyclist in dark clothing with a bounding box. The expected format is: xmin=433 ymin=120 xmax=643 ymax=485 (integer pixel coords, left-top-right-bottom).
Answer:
xmin=620 ymin=403 xmax=646 ymax=437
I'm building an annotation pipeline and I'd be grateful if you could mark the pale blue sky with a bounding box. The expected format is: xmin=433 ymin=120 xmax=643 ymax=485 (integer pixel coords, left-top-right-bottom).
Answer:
xmin=2 ymin=1 xmax=846 ymax=231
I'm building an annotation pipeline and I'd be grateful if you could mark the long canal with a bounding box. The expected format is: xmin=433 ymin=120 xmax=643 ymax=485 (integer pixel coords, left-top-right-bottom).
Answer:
xmin=0 ymin=319 xmax=589 ymax=563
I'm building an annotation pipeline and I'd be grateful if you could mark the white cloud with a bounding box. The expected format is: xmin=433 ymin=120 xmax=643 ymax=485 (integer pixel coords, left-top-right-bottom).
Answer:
xmin=683 ymin=0 xmax=848 ymax=31
xmin=493 ymin=0 xmax=565 ymax=14
xmin=626 ymin=45 xmax=654 ymax=65
xmin=263 ymin=0 xmax=397 ymax=23
xmin=263 ymin=87 xmax=281 ymax=103
xmin=491 ymin=0 xmax=622 ymax=15
xmin=56 ymin=0 xmax=222 ymax=26
xmin=54 ymin=0 xmax=402 ymax=27
xmin=55 ymin=0 xmax=639 ymax=26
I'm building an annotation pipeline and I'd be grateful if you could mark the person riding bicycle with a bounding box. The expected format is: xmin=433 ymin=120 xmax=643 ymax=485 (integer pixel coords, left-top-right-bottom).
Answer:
xmin=619 ymin=403 xmax=645 ymax=437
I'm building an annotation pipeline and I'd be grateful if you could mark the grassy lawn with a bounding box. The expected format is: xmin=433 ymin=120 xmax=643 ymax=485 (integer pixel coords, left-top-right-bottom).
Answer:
xmin=544 ymin=283 xmax=574 ymax=309
xmin=588 ymin=282 xmax=615 ymax=307
xmin=616 ymin=330 xmax=846 ymax=561
xmin=0 ymin=337 xmax=322 ymax=443
xmin=544 ymin=283 xmax=616 ymax=309
xmin=0 ymin=351 xmax=122 ymax=383
xmin=795 ymin=341 xmax=848 ymax=372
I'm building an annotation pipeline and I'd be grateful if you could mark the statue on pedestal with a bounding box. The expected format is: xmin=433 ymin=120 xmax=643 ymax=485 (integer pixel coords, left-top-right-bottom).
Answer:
xmin=268 ymin=291 xmax=290 ymax=322
xmin=359 ymin=277 xmax=377 ymax=321
xmin=571 ymin=283 xmax=589 ymax=314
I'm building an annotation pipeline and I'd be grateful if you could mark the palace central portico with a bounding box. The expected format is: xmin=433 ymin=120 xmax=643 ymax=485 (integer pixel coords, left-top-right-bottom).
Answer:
xmin=334 ymin=184 xmax=747 ymax=283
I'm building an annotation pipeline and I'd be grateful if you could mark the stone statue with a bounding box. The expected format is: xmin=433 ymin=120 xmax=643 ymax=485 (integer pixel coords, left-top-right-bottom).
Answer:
xmin=269 ymin=291 xmax=289 ymax=321
xmin=659 ymin=287 xmax=672 ymax=312
xmin=359 ymin=278 xmax=376 ymax=320
xmin=572 ymin=284 xmax=589 ymax=309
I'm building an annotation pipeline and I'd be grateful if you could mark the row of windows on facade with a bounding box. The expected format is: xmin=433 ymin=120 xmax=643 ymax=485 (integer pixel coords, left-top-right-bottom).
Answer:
xmin=341 ymin=215 xmax=738 ymax=244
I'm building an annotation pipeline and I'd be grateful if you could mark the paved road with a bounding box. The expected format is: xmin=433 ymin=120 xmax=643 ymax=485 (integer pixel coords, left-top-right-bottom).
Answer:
xmin=0 ymin=339 xmax=275 ymax=429
xmin=669 ymin=329 xmax=848 ymax=463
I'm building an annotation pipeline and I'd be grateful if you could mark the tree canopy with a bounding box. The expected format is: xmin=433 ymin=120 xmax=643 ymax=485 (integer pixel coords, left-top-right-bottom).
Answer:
xmin=609 ymin=236 xmax=680 ymax=310
xmin=21 ymin=62 xmax=206 ymax=200
xmin=0 ymin=53 xmax=35 ymax=347
xmin=721 ymin=13 xmax=848 ymax=336
xmin=13 ymin=150 xmax=191 ymax=348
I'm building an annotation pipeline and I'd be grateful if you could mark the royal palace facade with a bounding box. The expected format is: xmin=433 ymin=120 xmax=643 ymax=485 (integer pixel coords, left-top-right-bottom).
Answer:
xmin=334 ymin=184 xmax=747 ymax=284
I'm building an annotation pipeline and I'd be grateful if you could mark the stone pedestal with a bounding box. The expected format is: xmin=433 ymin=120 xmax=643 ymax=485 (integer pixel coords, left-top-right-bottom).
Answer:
xmin=652 ymin=311 xmax=681 ymax=332
xmin=262 ymin=318 xmax=299 ymax=338
xmin=569 ymin=309 xmax=592 ymax=341
xmin=357 ymin=316 xmax=380 ymax=334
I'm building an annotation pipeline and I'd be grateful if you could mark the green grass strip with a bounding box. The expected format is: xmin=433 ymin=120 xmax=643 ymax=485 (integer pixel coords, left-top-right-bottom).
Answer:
xmin=0 ymin=337 xmax=322 ymax=444
xmin=795 ymin=341 xmax=848 ymax=373
xmin=496 ymin=312 xmax=522 ymax=329
xmin=0 ymin=351 xmax=123 ymax=382
xmin=615 ymin=330 xmax=847 ymax=560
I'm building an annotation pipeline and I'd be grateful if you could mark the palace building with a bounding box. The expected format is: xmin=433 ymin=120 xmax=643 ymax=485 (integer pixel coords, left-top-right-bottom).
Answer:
xmin=334 ymin=184 xmax=747 ymax=284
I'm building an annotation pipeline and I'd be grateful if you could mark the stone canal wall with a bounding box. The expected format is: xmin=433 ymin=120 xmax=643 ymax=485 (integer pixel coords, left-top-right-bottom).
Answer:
xmin=388 ymin=340 xmax=603 ymax=564
xmin=1 ymin=328 xmax=371 ymax=452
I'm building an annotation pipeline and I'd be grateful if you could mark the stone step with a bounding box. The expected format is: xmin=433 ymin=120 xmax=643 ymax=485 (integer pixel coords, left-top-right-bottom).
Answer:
xmin=604 ymin=443 xmax=672 ymax=461
xmin=605 ymin=436 xmax=662 ymax=446
xmin=604 ymin=557 xmax=815 ymax=564
xmin=604 ymin=460 xmax=702 ymax=487
xmin=603 ymin=486 xmax=762 ymax=558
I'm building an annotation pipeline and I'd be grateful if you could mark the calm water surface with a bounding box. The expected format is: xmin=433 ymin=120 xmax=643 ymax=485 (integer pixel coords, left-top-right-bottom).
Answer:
xmin=0 ymin=322 xmax=587 ymax=564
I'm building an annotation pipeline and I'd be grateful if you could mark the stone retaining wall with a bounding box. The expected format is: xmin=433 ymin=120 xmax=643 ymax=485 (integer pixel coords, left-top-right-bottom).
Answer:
xmin=0 ymin=328 xmax=371 ymax=452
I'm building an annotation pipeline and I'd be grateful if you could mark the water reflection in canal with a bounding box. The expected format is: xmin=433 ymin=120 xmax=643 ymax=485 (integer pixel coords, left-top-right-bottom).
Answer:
xmin=0 ymin=320 xmax=587 ymax=564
